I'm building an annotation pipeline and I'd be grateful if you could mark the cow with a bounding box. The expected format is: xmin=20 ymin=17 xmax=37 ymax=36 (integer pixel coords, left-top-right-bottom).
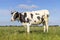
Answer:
xmin=11 ymin=9 xmax=49 ymax=33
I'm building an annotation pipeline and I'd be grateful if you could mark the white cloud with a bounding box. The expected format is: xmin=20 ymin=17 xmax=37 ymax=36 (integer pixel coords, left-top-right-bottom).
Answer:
xmin=18 ymin=4 xmax=38 ymax=10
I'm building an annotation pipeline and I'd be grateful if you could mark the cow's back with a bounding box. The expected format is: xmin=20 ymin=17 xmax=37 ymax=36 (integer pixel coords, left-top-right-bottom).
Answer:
xmin=22 ymin=10 xmax=49 ymax=24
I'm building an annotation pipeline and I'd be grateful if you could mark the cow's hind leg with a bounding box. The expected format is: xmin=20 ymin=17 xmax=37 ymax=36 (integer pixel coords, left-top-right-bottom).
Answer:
xmin=43 ymin=24 xmax=46 ymax=32
xmin=43 ymin=22 xmax=48 ymax=32
xmin=43 ymin=20 xmax=48 ymax=32
xmin=46 ymin=21 xmax=48 ymax=32
xmin=43 ymin=22 xmax=46 ymax=32
xmin=42 ymin=15 xmax=48 ymax=32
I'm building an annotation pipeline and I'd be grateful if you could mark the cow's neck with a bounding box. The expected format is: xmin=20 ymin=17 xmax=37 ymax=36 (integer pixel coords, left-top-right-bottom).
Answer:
xmin=19 ymin=13 xmax=25 ymax=23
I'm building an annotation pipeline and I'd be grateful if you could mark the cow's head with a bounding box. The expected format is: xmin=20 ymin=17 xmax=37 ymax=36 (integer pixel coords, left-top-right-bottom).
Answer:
xmin=11 ymin=11 xmax=19 ymax=21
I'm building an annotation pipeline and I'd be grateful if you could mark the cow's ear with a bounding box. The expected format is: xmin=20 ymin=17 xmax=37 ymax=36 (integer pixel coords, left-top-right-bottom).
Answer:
xmin=16 ymin=12 xmax=19 ymax=15
xmin=11 ymin=11 xmax=13 ymax=14
xmin=16 ymin=12 xmax=18 ymax=14
xmin=11 ymin=12 xmax=13 ymax=15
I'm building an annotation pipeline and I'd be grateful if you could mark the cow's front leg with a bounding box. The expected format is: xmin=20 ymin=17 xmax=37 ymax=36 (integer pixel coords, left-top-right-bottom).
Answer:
xmin=26 ymin=23 xmax=30 ymax=33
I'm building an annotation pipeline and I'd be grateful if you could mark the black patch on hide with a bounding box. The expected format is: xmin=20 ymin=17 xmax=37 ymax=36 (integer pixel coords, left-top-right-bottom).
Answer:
xmin=37 ymin=16 xmax=40 ymax=20
xmin=30 ymin=13 xmax=33 ymax=18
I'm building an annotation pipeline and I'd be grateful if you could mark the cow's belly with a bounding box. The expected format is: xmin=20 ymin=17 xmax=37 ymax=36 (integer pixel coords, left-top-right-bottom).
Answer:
xmin=31 ymin=20 xmax=42 ymax=25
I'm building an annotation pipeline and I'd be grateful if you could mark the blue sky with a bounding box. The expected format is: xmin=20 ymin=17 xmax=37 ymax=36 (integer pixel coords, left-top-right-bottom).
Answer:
xmin=0 ymin=0 xmax=60 ymax=26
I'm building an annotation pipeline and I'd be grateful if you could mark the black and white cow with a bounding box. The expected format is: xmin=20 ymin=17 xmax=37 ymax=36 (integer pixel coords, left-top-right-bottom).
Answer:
xmin=11 ymin=10 xmax=49 ymax=33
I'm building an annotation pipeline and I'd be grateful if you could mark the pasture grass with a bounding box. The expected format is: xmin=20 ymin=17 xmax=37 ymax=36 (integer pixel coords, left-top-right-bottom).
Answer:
xmin=0 ymin=26 xmax=60 ymax=40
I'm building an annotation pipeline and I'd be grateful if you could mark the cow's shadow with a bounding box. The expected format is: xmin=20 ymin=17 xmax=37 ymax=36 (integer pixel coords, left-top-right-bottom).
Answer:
xmin=17 ymin=30 xmax=25 ymax=33
xmin=30 ymin=30 xmax=43 ymax=33
xmin=17 ymin=30 xmax=44 ymax=34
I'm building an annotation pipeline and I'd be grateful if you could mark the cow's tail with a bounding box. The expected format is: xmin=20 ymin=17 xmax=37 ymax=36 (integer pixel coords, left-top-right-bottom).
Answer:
xmin=47 ymin=14 xmax=49 ymax=18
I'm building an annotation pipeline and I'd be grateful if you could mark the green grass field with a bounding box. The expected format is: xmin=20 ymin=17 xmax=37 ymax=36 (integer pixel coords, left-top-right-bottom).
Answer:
xmin=0 ymin=26 xmax=60 ymax=40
